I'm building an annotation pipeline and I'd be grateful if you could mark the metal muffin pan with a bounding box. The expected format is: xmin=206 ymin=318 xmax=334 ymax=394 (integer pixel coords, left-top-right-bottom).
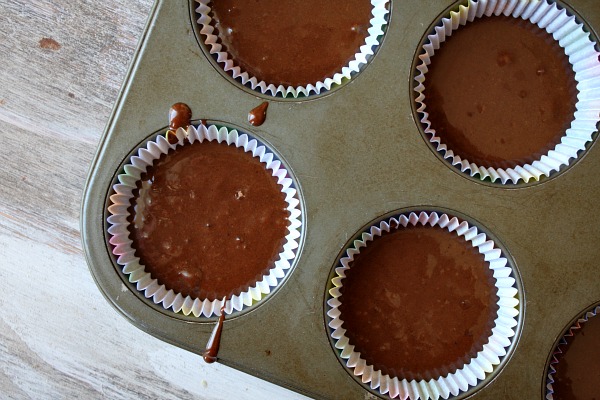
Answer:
xmin=80 ymin=0 xmax=600 ymax=398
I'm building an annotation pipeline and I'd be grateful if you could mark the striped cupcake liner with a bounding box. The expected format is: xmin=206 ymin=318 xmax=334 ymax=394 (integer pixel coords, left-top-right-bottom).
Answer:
xmin=327 ymin=211 xmax=521 ymax=399
xmin=194 ymin=0 xmax=389 ymax=98
xmin=545 ymin=304 xmax=600 ymax=399
xmin=107 ymin=124 xmax=302 ymax=318
xmin=414 ymin=0 xmax=600 ymax=184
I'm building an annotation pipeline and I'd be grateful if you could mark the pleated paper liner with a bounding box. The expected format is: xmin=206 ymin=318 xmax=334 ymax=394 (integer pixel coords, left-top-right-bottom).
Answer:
xmin=107 ymin=124 xmax=302 ymax=318
xmin=327 ymin=211 xmax=521 ymax=399
xmin=194 ymin=0 xmax=390 ymax=98
xmin=413 ymin=0 xmax=600 ymax=184
xmin=545 ymin=303 xmax=600 ymax=399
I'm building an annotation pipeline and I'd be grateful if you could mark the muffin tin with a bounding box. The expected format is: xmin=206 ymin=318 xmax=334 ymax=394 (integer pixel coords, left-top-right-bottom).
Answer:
xmin=81 ymin=0 xmax=600 ymax=398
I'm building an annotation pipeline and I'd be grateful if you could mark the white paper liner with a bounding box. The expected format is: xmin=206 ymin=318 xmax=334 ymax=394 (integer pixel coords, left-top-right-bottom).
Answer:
xmin=195 ymin=0 xmax=389 ymax=98
xmin=107 ymin=124 xmax=302 ymax=318
xmin=414 ymin=0 xmax=600 ymax=184
xmin=545 ymin=304 xmax=600 ymax=399
xmin=327 ymin=211 xmax=520 ymax=400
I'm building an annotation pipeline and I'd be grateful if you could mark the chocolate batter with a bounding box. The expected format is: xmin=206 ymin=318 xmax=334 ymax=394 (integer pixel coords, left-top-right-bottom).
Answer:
xmin=168 ymin=102 xmax=192 ymax=131
xmin=552 ymin=312 xmax=600 ymax=399
xmin=203 ymin=302 xmax=226 ymax=363
xmin=209 ymin=0 xmax=373 ymax=87
xmin=339 ymin=225 xmax=498 ymax=380
xmin=248 ymin=102 xmax=268 ymax=127
xmin=129 ymin=141 xmax=289 ymax=301
xmin=423 ymin=16 xmax=577 ymax=169
xmin=166 ymin=102 xmax=192 ymax=144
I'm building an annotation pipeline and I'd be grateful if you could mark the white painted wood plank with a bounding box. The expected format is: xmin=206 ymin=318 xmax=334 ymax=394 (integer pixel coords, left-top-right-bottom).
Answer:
xmin=0 ymin=0 xmax=152 ymax=141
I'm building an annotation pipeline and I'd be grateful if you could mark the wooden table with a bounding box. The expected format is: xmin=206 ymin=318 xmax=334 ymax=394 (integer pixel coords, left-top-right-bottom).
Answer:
xmin=0 ymin=1 xmax=307 ymax=398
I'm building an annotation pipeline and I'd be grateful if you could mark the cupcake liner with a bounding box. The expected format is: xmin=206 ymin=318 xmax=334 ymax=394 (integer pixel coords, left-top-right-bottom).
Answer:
xmin=327 ymin=211 xmax=520 ymax=399
xmin=414 ymin=0 xmax=600 ymax=184
xmin=194 ymin=0 xmax=389 ymax=98
xmin=107 ymin=124 xmax=302 ymax=318
xmin=545 ymin=304 xmax=600 ymax=399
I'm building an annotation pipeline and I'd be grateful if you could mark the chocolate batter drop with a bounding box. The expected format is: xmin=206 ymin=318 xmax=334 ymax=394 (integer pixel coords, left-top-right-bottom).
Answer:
xmin=248 ymin=102 xmax=268 ymax=126
xmin=423 ymin=16 xmax=577 ymax=169
xmin=166 ymin=102 xmax=192 ymax=144
xmin=169 ymin=102 xmax=192 ymax=131
xmin=339 ymin=225 xmax=498 ymax=381
xmin=203 ymin=302 xmax=227 ymax=364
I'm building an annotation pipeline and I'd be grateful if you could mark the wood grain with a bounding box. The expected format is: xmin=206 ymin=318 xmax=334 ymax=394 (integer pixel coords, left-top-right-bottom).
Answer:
xmin=0 ymin=1 xmax=306 ymax=398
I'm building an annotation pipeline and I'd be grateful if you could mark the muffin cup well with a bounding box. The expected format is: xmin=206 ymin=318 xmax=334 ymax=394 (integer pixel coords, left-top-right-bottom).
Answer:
xmin=545 ymin=304 xmax=600 ymax=399
xmin=194 ymin=0 xmax=389 ymax=98
xmin=327 ymin=211 xmax=520 ymax=399
xmin=107 ymin=124 xmax=302 ymax=318
xmin=413 ymin=0 xmax=600 ymax=184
